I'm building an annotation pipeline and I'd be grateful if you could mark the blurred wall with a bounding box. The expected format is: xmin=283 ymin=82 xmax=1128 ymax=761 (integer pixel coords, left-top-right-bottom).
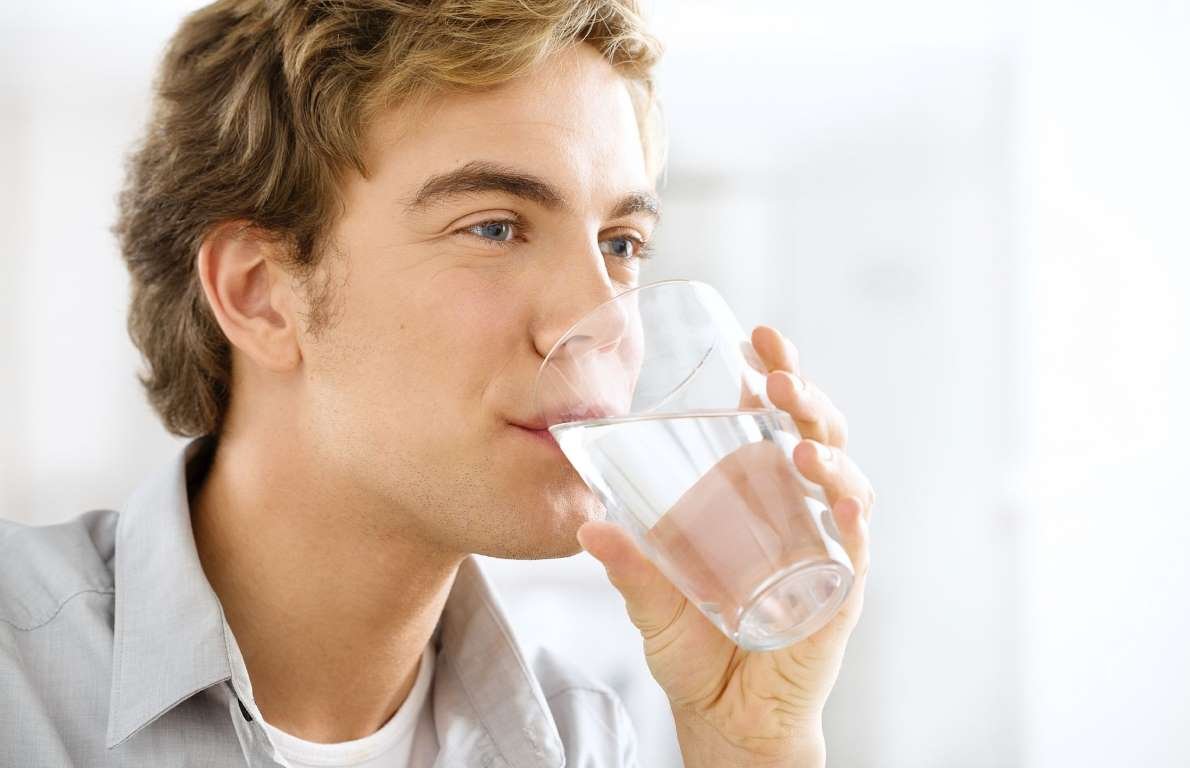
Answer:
xmin=1021 ymin=1 xmax=1190 ymax=765
xmin=2 ymin=2 xmax=1187 ymax=767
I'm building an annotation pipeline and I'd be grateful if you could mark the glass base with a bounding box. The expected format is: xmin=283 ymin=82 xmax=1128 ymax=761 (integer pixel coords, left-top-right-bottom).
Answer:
xmin=732 ymin=561 xmax=853 ymax=651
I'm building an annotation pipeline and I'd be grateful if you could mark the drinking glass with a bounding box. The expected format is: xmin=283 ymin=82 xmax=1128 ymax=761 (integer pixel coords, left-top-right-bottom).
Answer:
xmin=531 ymin=279 xmax=853 ymax=651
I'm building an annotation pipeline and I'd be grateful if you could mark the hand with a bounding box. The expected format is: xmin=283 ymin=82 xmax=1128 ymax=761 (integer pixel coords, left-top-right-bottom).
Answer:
xmin=576 ymin=325 xmax=875 ymax=767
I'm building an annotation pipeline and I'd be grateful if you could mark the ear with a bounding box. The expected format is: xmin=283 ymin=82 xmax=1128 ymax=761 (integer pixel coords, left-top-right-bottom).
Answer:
xmin=197 ymin=221 xmax=302 ymax=373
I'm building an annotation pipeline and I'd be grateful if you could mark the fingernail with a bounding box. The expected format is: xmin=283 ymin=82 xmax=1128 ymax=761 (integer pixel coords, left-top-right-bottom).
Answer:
xmin=741 ymin=341 xmax=767 ymax=373
xmin=813 ymin=442 xmax=832 ymax=462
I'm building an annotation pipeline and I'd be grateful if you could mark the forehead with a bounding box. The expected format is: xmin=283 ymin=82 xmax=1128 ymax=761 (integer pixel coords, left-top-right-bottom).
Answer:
xmin=359 ymin=45 xmax=651 ymax=201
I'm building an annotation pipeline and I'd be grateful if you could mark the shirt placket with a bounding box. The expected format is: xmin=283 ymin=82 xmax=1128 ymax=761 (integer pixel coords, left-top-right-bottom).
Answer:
xmin=220 ymin=616 xmax=293 ymax=768
xmin=223 ymin=681 xmax=290 ymax=768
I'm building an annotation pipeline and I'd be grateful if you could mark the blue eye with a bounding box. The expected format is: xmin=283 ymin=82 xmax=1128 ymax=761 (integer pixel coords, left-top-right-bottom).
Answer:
xmin=600 ymin=236 xmax=650 ymax=261
xmin=467 ymin=220 xmax=515 ymax=241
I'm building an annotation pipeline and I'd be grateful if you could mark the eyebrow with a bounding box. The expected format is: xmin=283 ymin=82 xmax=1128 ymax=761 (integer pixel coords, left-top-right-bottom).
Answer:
xmin=404 ymin=160 xmax=660 ymax=222
xmin=609 ymin=191 xmax=661 ymax=221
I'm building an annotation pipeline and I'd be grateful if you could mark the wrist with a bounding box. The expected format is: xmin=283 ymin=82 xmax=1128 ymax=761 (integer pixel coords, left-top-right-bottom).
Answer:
xmin=672 ymin=709 xmax=826 ymax=768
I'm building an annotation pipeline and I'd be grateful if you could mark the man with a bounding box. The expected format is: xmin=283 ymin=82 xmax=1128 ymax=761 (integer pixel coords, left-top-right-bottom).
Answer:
xmin=0 ymin=1 xmax=875 ymax=766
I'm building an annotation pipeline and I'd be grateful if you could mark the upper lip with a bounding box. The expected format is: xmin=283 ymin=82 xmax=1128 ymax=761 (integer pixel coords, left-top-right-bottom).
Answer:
xmin=512 ymin=403 xmax=616 ymax=431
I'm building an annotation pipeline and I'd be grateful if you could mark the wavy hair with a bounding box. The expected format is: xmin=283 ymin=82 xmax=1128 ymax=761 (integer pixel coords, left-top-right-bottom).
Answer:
xmin=114 ymin=0 xmax=664 ymax=436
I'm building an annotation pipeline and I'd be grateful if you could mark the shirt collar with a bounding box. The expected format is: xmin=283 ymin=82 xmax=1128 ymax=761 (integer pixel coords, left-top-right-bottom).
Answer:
xmin=432 ymin=557 xmax=565 ymax=767
xmin=106 ymin=436 xmax=231 ymax=749
xmin=106 ymin=436 xmax=565 ymax=767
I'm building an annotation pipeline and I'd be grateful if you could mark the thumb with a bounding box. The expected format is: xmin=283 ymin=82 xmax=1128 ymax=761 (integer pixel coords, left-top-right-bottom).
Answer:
xmin=576 ymin=520 xmax=685 ymax=637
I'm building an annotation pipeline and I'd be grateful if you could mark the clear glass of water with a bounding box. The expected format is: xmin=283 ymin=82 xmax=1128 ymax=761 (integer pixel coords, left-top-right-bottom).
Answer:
xmin=531 ymin=279 xmax=854 ymax=651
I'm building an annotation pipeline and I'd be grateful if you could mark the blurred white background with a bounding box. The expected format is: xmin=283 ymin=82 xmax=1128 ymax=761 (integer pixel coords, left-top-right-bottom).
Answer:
xmin=2 ymin=1 xmax=1187 ymax=766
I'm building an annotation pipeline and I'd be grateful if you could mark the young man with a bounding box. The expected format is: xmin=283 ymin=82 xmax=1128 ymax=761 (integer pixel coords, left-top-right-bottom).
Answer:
xmin=0 ymin=1 xmax=875 ymax=766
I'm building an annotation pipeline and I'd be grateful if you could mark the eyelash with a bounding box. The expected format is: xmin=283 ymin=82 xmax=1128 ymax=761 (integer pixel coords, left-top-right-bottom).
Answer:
xmin=455 ymin=216 xmax=653 ymax=261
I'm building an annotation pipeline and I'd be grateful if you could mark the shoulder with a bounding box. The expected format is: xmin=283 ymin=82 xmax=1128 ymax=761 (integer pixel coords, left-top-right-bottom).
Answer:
xmin=0 ymin=508 xmax=118 ymax=632
xmin=529 ymin=646 xmax=639 ymax=767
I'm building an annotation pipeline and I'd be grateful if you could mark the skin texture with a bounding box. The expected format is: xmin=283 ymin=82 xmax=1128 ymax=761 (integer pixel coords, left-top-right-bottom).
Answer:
xmin=190 ymin=42 xmax=875 ymax=765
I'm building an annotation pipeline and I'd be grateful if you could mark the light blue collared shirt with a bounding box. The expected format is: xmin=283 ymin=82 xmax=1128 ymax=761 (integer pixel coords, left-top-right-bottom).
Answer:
xmin=0 ymin=437 xmax=638 ymax=767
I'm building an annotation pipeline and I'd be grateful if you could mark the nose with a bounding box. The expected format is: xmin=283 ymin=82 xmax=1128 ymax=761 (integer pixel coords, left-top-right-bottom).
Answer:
xmin=528 ymin=247 xmax=647 ymax=425
xmin=532 ymin=259 xmax=633 ymax=363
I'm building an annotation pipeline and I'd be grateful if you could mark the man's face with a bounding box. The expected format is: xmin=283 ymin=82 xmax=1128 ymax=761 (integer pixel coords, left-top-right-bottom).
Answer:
xmin=297 ymin=44 xmax=658 ymax=558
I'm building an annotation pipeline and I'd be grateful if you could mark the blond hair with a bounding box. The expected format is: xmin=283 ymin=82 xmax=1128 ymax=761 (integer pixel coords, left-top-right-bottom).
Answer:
xmin=114 ymin=0 xmax=664 ymax=437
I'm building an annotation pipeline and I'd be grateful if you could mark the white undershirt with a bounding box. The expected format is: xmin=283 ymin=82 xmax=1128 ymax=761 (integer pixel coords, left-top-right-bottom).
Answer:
xmin=256 ymin=643 xmax=439 ymax=768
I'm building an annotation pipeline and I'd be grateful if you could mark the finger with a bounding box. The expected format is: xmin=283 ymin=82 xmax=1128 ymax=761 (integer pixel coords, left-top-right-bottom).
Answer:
xmin=576 ymin=520 xmax=687 ymax=639
xmin=750 ymin=325 xmax=800 ymax=375
xmin=751 ymin=325 xmax=850 ymax=450
xmin=835 ymin=496 xmax=870 ymax=576
xmin=792 ymin=440 xmax=875 ymax=523
xmin=818 ymin=495 xmax=870 ymax=635
xmin=769 ymin=371 xmax=849 ymax=449
xmin=739 ymin=325 xmax=786 ymax=410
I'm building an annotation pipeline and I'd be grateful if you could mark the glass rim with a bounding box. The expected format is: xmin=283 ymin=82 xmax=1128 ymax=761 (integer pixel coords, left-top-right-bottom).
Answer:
xmin=535 ymin=278 xmax=711 ymax=374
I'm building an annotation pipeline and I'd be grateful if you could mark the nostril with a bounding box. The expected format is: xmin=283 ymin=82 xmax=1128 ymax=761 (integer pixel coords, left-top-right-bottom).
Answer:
xmin=563 ymin=333 xmax=621 ymax=357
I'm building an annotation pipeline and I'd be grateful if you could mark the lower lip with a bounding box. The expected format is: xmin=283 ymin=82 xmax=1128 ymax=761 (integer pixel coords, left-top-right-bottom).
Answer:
xmin=513 ymin=425 xmax=565 ymax=454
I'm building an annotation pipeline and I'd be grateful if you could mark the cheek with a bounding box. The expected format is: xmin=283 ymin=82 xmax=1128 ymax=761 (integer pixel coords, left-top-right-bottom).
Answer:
xmin=305 ymin=269 xmax=521 ymax=427
xmin=430 ymin=273 xmax=523 ymax=342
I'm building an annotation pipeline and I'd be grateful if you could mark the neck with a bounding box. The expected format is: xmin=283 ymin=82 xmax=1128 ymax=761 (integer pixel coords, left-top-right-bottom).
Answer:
xmin=191 ymin=432 xmax=463 ymax=743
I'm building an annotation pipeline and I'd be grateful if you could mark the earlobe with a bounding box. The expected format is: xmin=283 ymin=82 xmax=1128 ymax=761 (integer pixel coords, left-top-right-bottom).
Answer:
xmin=197 ymin=221 xmax=303 ymax=373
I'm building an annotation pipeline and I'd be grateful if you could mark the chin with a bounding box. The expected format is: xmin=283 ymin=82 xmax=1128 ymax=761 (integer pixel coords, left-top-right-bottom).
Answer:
xmin=480 ymin=484 xmax=607 ymax=560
